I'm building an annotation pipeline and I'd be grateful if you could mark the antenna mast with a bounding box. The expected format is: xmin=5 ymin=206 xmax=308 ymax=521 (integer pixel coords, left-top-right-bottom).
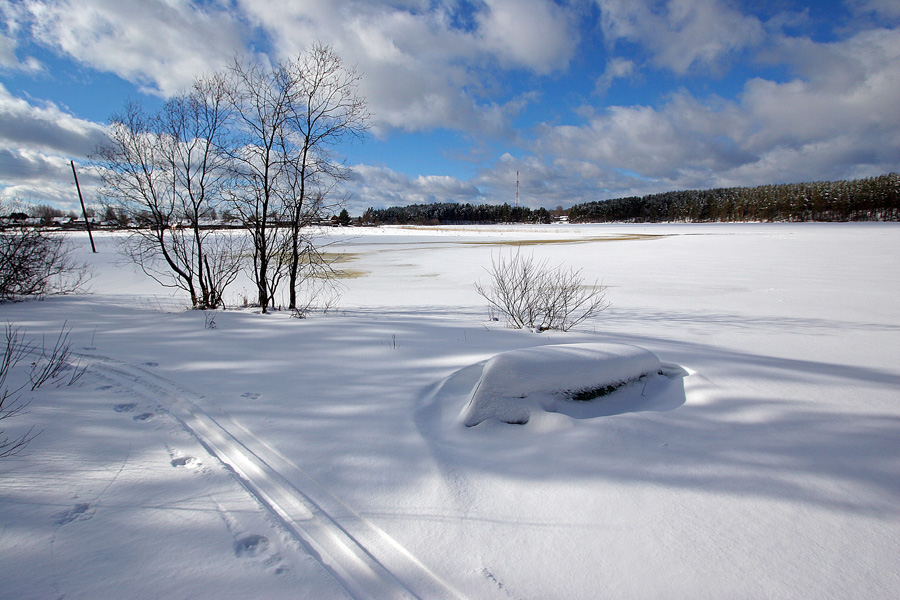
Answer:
xmin=515 ymin=170 xmax=519 ymax=208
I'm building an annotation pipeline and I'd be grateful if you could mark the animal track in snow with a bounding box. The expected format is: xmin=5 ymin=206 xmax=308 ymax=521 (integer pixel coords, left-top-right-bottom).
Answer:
xmin=240 ymin=392 xmax=261 ymax=400
xmin=482 ymin=567 xmax=520 ymax=599
xmin=143 ymin=361 xmax=159 ymax=367
xmin=234 ymin=534 xmax=270 ymax=558
xmin=89 ymin=356 xmax=465 ymax=600
xmin=113 ymin=403 xmax=136 ymax=413
xmin=54 ymin=503 xmax=93 ymax=525
xmin=133 ymin=412 xmax=155 ymax=422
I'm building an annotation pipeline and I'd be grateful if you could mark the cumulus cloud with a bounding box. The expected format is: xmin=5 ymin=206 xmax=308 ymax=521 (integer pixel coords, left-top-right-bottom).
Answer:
xmin=595 ymin=0 xmax=764 ymax=74
xmin=341 ymin=154 xmax=603 ymax=214
xmin=343 ymin=163 xmax=484 ymax=213
xmin=345 ymin=15 xmax=900 ymax=212
xmin=848 ymin=0 xmax=900 ymax=19
xmin=0 ymin=0 xmax=42 ymax=71
xmin=0 ymin=83 xmax=108 ymax=156
xmin=594 ymin=57 xmax=635 ymax=96
xmin=10 ymin=1 xmax=576 ymax=133
xmin=15 ymin=0 xmax=246 ymax=96
xmin=5 ymin=0 xmax=898 ymax=211
xmin=534 ymin=25 xmax=900 ymax=195
xmin=0 ymin=29 xmax=17 ymax=68
xmin=476 ymin=0 xmax=577 ymax=73
xmin=235 ymin=0 xmax=577 ymax=133
xmin=0 ymin=84 xmax=107 ymax=209
xmin=0 ymin=145 xmax=104 ymax=210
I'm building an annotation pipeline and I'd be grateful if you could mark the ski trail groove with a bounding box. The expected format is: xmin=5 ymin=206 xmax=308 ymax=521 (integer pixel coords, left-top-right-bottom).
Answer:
xmin=84 ymin=354 xmax=465 ymax=600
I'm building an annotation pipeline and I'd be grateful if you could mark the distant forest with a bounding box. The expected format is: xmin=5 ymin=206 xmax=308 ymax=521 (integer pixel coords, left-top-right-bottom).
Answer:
xmin=365 ymin=172 xmax=899 ymax=224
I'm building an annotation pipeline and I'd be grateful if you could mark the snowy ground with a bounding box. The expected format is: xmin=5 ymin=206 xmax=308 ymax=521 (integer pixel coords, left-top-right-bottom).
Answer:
xmin=1 ymin=223 xmax=898 ymax=599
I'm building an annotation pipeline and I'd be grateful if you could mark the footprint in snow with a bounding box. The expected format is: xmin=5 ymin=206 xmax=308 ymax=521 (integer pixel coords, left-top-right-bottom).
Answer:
xmin=482 ymin=567 xmax=520 ymax=599
xmin=170 ymin=456 xmax=200 ymax=469
xmin=113 ymin=403 xmax=136 ymax=413
xmin=234 ymin=534 xmax=269 ymax=558
xmin=133 ymin=412 xmax=155 ymax=422
xmin=54 ymin=503 xmax=93 ymax=525
xmin=241 ymin=392 xmax=261 ymax=400
xmin=143 ymin=361 xmax=159 ymax=367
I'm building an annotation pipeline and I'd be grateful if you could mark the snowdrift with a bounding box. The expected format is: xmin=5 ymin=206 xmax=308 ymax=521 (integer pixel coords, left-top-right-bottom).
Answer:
xmin=460 ymin=343 xmax=662 ymax=426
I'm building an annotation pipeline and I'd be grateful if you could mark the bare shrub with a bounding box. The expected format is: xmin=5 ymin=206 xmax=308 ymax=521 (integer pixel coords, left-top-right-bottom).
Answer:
xmin=475 ymin=250 xmax=609 ymax=332
xmin=0 ymin=227 xmax=92 ymax=302
xmin=1 ymin=322 xmax=87 ymax=458
xmin=1 ymin=323 xmax=36 ymax=458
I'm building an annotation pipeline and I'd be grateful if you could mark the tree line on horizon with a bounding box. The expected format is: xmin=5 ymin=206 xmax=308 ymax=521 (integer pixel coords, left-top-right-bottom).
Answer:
xmin=366 ymin=173 xmax=899 ymax=225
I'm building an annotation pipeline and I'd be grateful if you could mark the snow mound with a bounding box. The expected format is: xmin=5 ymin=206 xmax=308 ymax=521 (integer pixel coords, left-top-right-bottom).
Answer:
xmin=460 ymin=343 xmax=662 ymax=427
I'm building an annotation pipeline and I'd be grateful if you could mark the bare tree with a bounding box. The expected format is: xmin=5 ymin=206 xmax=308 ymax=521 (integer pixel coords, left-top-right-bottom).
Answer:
xmin=282 ymin=43 xmax=368 ymax=309
xmin=475 ymin=250 xmax=609 ymax=331
xmin=96 ymin=76 xmax=242 ymax=309
xmin=224 ymin=56 xmax=294 ymax=312
xmin=98 ymin=45 xmax=366 ymax=313
xmin=225 ymin=45 xmax=368 ymax=312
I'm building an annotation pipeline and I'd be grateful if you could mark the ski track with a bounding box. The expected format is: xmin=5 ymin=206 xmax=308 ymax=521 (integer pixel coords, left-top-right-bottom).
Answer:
xmin=81 ymin=353 xmax=465 ymax=600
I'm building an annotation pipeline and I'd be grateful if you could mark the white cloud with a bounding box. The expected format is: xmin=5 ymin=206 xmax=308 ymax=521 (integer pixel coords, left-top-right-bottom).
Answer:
xmin=532 ymin=25 xmax=900 ymax=195
xmin=235 ymin=0 xmax=577 ymax=133
xmin=342 ymin=154 xmax=607 ymax=213
xmin=0 ymin=84 xmax=107 ymax=208
xmin=346 ymin=17 xmax=900 ymax=213
xmin=0 ymin=83 xmax=108 ymax=156
xmin=9 ymin=1 xmax=577 ymax=134
xmin=538 ymin=96 xmax=750 ymax=180
xmin=0 ymin=29 xmax=17 ymax=68
xmin=476 ymin=0 xmax=578 ymax=73
xmin=740 ymin=27 xmax=900 ymax=155
xmin=594 ymin=57 xmax=635 ymax=96
xmin=18 ymin=0 xmax=246 ymax=96
xmin=0 ymin=0 xmax=43 ymax=71
xmin=343 ymin=163 xmax=483 ymax=213
xmin=0 ymin=145 xmax=104 ymax=210
xmin=595 ymin=0 xmax=764 ymax=74
xmin=847 ymin=0 xmax=900 ymax=19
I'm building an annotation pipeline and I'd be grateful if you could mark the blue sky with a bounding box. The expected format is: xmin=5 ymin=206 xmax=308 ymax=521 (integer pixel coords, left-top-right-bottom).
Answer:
xmin=1 ymin=0 xmax=898 ymax=215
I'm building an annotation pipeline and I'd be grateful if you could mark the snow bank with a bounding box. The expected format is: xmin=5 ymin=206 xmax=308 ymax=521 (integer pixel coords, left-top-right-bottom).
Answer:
xmin=460 ymin=343 xmax=662 ymax=426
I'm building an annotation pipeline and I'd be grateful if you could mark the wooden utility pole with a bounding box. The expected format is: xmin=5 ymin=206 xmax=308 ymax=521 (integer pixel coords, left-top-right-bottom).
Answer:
xmin=70 ymin=161 xmax=96 ymax=253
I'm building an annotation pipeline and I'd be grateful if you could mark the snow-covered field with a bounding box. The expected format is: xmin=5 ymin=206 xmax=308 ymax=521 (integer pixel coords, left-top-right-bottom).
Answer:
xmin=1 ymin=223 xmax=898 ymax=599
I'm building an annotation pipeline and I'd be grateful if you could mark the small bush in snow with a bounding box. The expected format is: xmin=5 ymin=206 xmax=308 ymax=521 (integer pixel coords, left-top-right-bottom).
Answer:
xmin=0 ymin=227 xmax=91 ymax=302
xmin=1 ymin=322 xmax=87 ymax=458
xmin=475 ymin=250 xmax=609 ymax=332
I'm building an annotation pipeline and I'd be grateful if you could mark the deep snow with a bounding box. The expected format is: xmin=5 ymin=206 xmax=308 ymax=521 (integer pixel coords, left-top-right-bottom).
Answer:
xmin=459 ymin=342 xmax=663 ymax=427
xmin=1 ymin=223 xmax=899 ymax=599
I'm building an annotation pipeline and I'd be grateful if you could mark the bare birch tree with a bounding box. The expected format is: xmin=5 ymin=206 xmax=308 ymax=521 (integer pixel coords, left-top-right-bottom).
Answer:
xmin=223 ymin=57 xmax=294 ymax=312
xmin=225 ymin=44 xmax=368 ymax=312
xmin=282 ymin=43 xmax=368 ymax=309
